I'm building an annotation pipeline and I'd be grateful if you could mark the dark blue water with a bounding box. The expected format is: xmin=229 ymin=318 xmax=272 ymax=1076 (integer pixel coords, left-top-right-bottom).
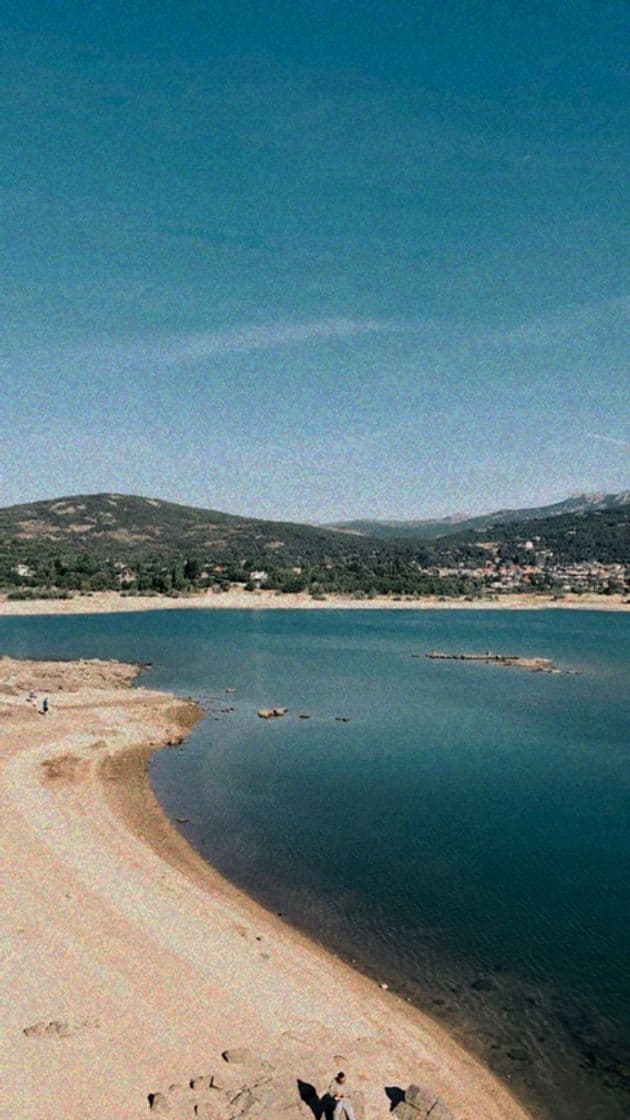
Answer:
xmin=1 ymin=609 xmax=628 ymax=1120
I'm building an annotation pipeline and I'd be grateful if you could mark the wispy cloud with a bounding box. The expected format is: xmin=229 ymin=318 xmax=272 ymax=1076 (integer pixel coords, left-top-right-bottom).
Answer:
xmin=154 ymin=318 xmax=400 ymax=364
xmin=588 ymin=432 xmax=630 ymax=450
xmin=50 ymin=318 xmax=402 ymax=374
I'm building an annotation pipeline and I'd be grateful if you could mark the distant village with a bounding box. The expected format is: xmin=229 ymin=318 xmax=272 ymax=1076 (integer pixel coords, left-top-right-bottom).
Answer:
xmin=429 ymin=535 xmax=628 ymax=598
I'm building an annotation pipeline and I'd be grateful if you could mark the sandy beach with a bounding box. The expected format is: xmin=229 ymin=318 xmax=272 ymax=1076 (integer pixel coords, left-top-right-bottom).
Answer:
xmin=0 ymin=588 xmax=627 ymax=616
xmin=0 ymin=654 xmax=534 ymax=1120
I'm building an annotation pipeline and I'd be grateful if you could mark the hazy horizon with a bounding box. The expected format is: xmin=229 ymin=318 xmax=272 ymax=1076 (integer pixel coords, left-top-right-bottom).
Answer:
xmin=2 ymin=2 xmax=628 ymax=520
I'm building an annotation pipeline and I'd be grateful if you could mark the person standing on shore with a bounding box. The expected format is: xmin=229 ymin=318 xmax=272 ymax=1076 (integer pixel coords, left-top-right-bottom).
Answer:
xmin=328 ymin=1072 xmax=356 ymax=1120
xmin=41 ymin=697 xmax=49 ymax=715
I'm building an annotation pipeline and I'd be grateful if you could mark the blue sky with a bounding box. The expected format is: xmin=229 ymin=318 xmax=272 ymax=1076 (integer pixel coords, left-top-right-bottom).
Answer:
xmin=2 ymin=1 xmax=628 ymax=520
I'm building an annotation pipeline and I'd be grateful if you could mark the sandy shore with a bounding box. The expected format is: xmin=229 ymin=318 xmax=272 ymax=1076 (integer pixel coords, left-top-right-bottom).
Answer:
xmin=0 ymin=655 xmax=534 ymax=1120
xmin=0 ymin=588 xmax=627 ymax=615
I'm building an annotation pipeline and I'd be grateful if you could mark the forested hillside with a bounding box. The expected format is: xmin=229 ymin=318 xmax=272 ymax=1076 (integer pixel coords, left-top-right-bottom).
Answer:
xmin=460 ymin=508 xmax=630 ymax=564
xmin=0 ymin=493 xmax=627 ymax=600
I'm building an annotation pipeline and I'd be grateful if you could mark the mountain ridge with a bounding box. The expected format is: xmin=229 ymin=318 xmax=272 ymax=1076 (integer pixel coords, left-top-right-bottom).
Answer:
xmin=325 ymin=491 xmax=630 ymax=540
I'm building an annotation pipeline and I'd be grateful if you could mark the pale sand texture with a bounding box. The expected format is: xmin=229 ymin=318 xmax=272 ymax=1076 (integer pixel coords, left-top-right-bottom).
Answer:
xmin=0 ymin=588 xmax=627 ymax=615
xmin=0 ymin=656 xmax=533 ymax=1120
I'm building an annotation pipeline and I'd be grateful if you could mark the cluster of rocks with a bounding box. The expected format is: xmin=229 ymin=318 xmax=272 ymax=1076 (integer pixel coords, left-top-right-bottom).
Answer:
xmin=257 ymin=708 xmax=351 ymax=722
xmin=148 ymin=1047 xmax=308 ymax=1118
xmin=423 ymin=651 xmax=562 ymax=674
xmin=258 ymin=707 xmax=288 ymax=719
xmin=393 ymin=1083 xmax=454 ymax=1120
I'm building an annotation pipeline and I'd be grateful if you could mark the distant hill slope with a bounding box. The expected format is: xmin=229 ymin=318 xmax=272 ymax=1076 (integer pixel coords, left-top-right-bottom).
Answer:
xmin=327 ymin=491 xmax=630 ymax=539
xmin=449 ymin=506 xmax=630 ymax=565
xmin=0 ymin=492 xmax=366 ymax=564
xmin=0 ymin=492 xmax=627 ymax=597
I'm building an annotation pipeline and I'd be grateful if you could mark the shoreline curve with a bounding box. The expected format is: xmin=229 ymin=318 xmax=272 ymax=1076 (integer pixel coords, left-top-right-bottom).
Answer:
xmin=1 ymin=654 xmax=534 ymax=1120
xmin=102 ymin=725 xmax=537 ymax=1120
xmin=0 ymin=587 xmax=627 ymax=616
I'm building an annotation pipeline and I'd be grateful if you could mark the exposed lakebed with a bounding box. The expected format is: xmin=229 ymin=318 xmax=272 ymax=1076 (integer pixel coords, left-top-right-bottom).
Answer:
xmin=1 ymin=608 xmax=628 ymax=1120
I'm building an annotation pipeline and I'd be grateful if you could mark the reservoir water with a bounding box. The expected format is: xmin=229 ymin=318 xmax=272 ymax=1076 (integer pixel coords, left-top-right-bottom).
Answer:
xmin=1 ymin=608 xmax=628 ymax=1120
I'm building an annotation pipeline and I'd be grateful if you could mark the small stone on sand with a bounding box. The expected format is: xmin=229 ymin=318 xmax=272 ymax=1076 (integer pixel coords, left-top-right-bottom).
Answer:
xmin=222 ymin=1047 xmax=252 ymax=1064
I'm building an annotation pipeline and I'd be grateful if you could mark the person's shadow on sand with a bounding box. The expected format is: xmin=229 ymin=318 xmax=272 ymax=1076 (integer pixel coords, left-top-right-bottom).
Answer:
xmin=297 ymin=1080 xmax=337 ymax=1120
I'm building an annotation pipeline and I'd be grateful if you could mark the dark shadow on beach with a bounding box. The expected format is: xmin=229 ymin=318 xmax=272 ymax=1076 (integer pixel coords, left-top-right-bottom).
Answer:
xmin=385 ymin=1086 xmax=405 ymax=1111
xmin=296 ymin=1080 xmax=337 ymax=1120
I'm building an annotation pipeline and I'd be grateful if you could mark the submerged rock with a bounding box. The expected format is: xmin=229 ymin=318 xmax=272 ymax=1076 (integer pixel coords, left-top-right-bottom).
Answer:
xmin=470 ymin=976 xmax=494 ymax=992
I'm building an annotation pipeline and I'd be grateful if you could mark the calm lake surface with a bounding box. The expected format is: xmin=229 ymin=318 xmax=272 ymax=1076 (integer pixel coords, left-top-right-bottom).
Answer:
xmin=2 ymin=609 xmax=628 ymax=1120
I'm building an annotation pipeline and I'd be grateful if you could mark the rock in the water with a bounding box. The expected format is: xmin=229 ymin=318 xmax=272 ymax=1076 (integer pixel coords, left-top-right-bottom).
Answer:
xmin=470 ymin=976 xmax=494 ymax=992
xmin=272 ymin=707 xmax=288 ymax=717
xmin=506 ymin=1047 xmax=530 ymax=1063
xmin=258 ymin=709 xmax=274 ymax=719
xmin=148 ymin=1092 xmax=171 ymax=1113
xmin=222 ymin=1047 xmax=252 ymax=1064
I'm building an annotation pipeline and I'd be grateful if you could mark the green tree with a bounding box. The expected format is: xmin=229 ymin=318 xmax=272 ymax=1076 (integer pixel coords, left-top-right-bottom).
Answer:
xmin=184 ymin=557 xmax=201 ymax=582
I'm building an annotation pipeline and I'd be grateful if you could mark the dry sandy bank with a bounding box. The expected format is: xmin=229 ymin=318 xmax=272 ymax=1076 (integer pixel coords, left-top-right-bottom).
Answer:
xmin=0 ymin=655 xmax=535 ymax=1120
xmin=0 ymin=588 xmax=627 ymax=615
